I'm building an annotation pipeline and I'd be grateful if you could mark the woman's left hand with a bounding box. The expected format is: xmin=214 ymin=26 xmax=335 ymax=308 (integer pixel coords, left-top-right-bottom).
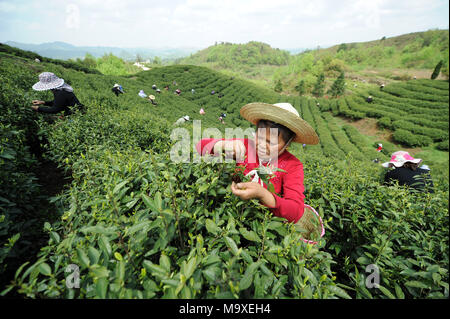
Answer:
xmin=231 ymin=181 xmax=263 ymax=200
xmin=231 ymin=181 xmax=277 ymax=208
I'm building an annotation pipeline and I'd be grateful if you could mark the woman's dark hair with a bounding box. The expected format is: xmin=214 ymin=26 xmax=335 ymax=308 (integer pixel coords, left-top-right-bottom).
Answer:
xmin=403 ymin=162 xmax=419 ymax=171
xmin=257 ymin=120 xmax=295 ymax=144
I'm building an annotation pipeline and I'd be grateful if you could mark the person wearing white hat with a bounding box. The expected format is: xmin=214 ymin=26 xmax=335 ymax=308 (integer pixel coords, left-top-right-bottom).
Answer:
xmin=30 ymin=72 xmax=84 ymax=115
xmin=196 ymin=102 xmax=320 ymax=224
xmin=112 ymin=83 xmax=124 ymax=96
xmin=174 ymin=115 xmax=190 ymax=126
xmin=383 ymin=151 xmax=434 ymax=192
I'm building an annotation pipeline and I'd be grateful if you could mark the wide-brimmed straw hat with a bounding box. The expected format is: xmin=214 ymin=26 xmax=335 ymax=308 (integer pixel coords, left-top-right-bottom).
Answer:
xmin=382 ymin=151 xmax=422 ymax=168
xmin=240 ymin=102 xmax=319 ymax=144
xmin=32 ymin=72 xmax=64 ymax=91
xmin=149 ymin=95 xmax=155 ymax=100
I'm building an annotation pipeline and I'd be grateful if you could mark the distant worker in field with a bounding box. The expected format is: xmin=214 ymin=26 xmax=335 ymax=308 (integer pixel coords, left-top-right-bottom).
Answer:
xmin=195 ymin=102 xmax=325 ymax=243
xmin=380 ymin=83 xmax=385 ymax=90
xmin=199 ymin=108 xmax=205 ymax=115
xmin=218 ymin=93 xmax=224 ymax=98
xmin=316 ymin=102 xmax=320 ymax=107
xmin=148 ymin=95 xmax=157 ymax=105
xmin=382 ymin=151 xmax=434 ymax=193
xmin=376 ymin=143 xmax=383 ymax=152
xmin=218 ymin=112 xmax=226 ymax=124
xmin=174 ymin=115 xmax=190 ymax=126
xmin=112 ymin=83 xmax=124 ymax=97
xmin=192 ymin=89 xmax=195 ymax=94
xmin=138 ymin=90 xmax=147 ymax=98
xmin=366 ymin=95 xmax=373 ymax=103
xmin=152 ymin=84 xmax=157 ymax=90
xmin=211 ymin=90 xmax=215 ymax=95
xmin=35 ymin=58 xmax=40 ymax=63
xmin=30 ymin=72 xmax=85 ymax=115
xmin=156 ymin=88 xmax=161 ymax=94
xmin=164 ymin=85 xmax=169 ymax=91
xmin=173 ymin=80 xmax=177 ymax=86
xmin=175 ymin=89 xmax=181 ymax=96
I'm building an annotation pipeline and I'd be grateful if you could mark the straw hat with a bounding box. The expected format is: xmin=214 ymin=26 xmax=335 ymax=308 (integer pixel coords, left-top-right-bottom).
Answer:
xmin=382 ymin=151 xmax=422 ymax=168
xmin=32 ymin=72 xmax=64 ymax=91
xmin=149 ymin=95 xmax=155 ymax=100
xmin=240 ymin=102 xmax=319 ymax=144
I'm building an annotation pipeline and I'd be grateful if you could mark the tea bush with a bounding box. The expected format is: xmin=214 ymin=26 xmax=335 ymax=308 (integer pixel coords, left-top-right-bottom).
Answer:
xmin=0 ymin=46 xmax=448 ymax=299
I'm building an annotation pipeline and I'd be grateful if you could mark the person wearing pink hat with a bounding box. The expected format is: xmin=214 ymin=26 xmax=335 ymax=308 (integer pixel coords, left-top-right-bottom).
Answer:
xmin=383 ymin=151 xmax=434 ymax=192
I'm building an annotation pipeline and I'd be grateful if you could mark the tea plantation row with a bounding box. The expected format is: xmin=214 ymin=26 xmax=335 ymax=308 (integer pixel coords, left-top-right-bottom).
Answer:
xmin=333 ymin=79 xmax=449 ymax=149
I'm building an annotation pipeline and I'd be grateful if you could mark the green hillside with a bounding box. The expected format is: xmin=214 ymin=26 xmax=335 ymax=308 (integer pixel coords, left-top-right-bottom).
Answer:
xmin=0 ymin=46 xmax=448 ymax=299
xmin=177 ymin=29 xmax=449 ymax=94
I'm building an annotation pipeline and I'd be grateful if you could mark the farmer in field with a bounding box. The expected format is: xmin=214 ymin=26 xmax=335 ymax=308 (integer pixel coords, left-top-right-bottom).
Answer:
xmin=112 ymin=83 xmax=124 ymax=96
xmin=366 ymin=95 xmax=373 ymax=103
xmin=148 ymin=95 xmax=157 ymax=105
xmin=218 ymin=112 xmax=226 ymax=124
xmin=30 ymin=72 xmax=85 ymax=115
xmin=382 ymin=151 xmax=434 ymax=193
xmin=174 ymin=115 xmax=190 ymax=126
xmin=196 ymin=102 xmax=321 ymax=227
xmin=138 ymin=90 xmax=147 ymax=98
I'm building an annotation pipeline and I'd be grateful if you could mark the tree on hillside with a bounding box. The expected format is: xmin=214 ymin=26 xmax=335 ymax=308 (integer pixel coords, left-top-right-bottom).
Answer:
xmin=152 ymin=56 xmax=162 ymax=65
xmin=337 ymin=43 xmax=348 ymax=52
xmin=295 ymin=79 xmax=306 ymax=96
xmin=328 ymin=71 xmax=345 ymax=97
xmin=312 ymin=73 xmax=325 ymax=97
xmin=274 ymin=79 xmax=283 ymax=93
xmin=431 ymin=60 xmax=443 ymax=80
xmin=80 ymin=53 xmax=97 ymax=69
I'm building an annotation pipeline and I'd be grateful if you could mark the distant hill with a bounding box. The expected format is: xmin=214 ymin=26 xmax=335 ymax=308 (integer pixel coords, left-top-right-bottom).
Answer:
xmin=175 ymin=30 xmax=449 ymax=93
xmin=179 ymin=41 xmax=290 ymax=67
xmin=4 ymin=41 xmax=198 ymax=61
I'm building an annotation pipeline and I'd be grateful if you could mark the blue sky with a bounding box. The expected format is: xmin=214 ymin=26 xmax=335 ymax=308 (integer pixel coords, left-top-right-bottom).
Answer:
xmin=0 ymin=0 xmax=448 ymax=50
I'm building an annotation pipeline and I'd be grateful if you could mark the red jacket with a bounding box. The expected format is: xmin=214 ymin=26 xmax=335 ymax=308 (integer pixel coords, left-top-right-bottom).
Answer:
xmin=196 ymin=138 xmax=305 ymax=223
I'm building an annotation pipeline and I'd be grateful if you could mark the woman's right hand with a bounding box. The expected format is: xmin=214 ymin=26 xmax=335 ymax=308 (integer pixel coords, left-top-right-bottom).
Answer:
xmin=214 ymin=140 xmax=246 ymax=161
xmin=32 ymin=100 xmax=45 ymax=105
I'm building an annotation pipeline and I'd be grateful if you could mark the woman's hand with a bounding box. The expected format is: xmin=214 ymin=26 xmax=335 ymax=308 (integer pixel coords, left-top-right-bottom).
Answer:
xmin=231 ymin=181 xmax=277 ymax=208
xmin=214 ymin=140 xmax=246 ymax=161
xmin=32 ymin=100 xmax=45 ymax=105
xmin=31 ymin=105 xmax=39 ymax=111
xmin=231 ymin=181 xmax=262 ymax=200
